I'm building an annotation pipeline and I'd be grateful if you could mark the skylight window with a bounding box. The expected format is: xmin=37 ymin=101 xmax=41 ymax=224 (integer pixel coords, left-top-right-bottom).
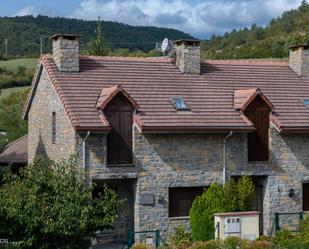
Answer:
xmin=170 ymin=97 xmax=190 ymax=111
xmin=304 ymin=100 xmax=309 ymax=107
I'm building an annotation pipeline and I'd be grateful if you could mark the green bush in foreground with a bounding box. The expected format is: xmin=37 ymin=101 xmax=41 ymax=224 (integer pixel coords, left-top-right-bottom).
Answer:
xmin=0 ymin=157 xmax=121 ymax=249
xmin=132 ymin=243 xmax=148 ymax=249
xmin=171 ymin=226 xmax=193 ymax=247
xmin=190 ymin=176 xmax=255 ymax=241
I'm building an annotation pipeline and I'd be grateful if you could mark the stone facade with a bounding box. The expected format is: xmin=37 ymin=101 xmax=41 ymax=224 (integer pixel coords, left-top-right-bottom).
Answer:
xmin=174 ymin=41 xmax=200 ymax=75
xmin=28 ymin=64 xmax=309 ymax=241
xmin=52 ymin=35 xmax=79 ymax=72
xmin=28 ymin=68 xmax=76 ymax=163
xmin=289 ymin=46 xmax=309 ymax=78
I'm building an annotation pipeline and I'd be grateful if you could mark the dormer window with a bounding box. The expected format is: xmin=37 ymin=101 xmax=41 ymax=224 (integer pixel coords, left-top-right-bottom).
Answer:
xmin=171 ymin=97 xmax=190 ymax=111
xmin=304 ymin=100 xmax=309 ymax=107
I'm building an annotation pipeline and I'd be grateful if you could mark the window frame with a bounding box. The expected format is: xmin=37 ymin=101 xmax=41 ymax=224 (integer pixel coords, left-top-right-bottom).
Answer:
xmin=168 ymin=186 xmax=205 ymax=218
xmin=52 ymin=111 xmax=56 ymax=144
xmin=170 ymin=96 xmax=190 ymax=111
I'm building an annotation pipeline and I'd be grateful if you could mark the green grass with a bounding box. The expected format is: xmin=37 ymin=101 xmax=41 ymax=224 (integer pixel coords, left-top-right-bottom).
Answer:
xmin=0 ymin=86 xmax=29 ymax=99
xmin=0 ymin=58 xmax=38 ymax=71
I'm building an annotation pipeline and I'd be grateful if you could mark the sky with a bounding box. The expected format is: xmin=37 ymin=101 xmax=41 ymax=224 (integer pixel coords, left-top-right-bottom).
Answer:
xmin=0 ymin=0 xmax=303 ymax=38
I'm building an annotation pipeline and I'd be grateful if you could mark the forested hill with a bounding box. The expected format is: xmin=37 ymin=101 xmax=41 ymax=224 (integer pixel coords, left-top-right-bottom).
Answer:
xmin=202 ymin=1 xmax=309 ymax=59
xmin=0 ymin=15 xmax=193 ymax=57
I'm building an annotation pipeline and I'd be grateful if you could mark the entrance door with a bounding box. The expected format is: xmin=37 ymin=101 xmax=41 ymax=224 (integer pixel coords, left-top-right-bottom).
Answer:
xmin=252 ymin=184 xmax=264 ymax=235
xmin=303 ymin=183 xmax=309 ymax=211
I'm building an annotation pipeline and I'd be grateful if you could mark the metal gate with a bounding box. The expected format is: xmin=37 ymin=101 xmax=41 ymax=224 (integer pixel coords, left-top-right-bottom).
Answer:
xmin=270 ymin=212 xmax=304 ymax=236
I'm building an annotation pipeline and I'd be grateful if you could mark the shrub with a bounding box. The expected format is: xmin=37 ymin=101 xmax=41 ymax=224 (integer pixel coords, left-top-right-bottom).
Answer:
xmin=190 ymin=176 xmax=255 ymax=241
xmin=132 ymin=243 xmax=148 ymax=249
xmin=223 ymin=236 xmax=248 ymax=249
xmin=273 ymin=228 xmax=309 ymax=249
xmin=190 ymin=240 xmax=222 ymax=249
xmin=171 ymin=226 xmax=193 ymax=247
xmin=248 ymin=240 xmax=273 ymax=249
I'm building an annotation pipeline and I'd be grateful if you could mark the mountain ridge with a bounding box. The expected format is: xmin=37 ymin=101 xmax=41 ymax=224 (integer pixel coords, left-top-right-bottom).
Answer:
xmin=0 ymin=15 xmax=194 ymax=57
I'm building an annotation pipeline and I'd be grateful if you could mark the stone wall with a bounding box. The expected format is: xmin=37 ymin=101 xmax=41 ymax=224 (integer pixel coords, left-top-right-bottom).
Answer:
xmin=133 ymin=129 xmax=246 ymax=238
xmin=78 ymin=123 xmax=309 ymax=238
xmin=28 ymin=68 xmax=76 ymax=163
xmin=264 ymin=126 xmax=309 ymax=234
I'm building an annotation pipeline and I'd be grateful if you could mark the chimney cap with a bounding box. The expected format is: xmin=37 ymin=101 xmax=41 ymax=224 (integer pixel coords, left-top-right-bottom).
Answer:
xmin=289 ymin=44 xmax=309 ymax=50
xmin=50 ymin=34 xmax=80 ymax=40
xmin=174 ymin=39 xmax=201 ymax=46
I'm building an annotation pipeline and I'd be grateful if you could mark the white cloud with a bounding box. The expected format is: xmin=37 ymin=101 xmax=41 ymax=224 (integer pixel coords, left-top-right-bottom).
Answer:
xmin=14 ymin=5 xmax=56 ymax=17
xmin=70 ymin=0 xmax=302 ymax=37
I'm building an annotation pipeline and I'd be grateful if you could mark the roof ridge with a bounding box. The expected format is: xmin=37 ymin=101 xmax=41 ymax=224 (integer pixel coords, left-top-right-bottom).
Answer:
xmin=203 ymin=59 xmax=288 ymax=66
xmin=79 ymin=55 xmax=174 ymax=63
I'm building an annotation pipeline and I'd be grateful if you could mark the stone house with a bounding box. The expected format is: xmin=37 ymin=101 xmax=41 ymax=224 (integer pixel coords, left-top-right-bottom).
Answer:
xmin=20 ymin=34 xmax=309 ymax=242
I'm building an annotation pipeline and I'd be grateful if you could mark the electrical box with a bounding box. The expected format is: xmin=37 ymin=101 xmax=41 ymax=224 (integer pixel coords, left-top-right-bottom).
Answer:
xmin=214 ymin=211 xmax=260 ymax=240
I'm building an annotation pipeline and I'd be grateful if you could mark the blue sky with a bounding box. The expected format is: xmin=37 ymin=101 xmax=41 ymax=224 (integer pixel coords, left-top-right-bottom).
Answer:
xmin=0 ymin=0 xmax=303 ymax=38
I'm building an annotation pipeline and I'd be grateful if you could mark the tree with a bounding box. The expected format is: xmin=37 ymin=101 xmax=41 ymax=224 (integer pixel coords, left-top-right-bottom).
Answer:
xmin=189 ymin=176 xmax=254 ymax=241
xmin=0 ymin=90 xmax=28 ymax=151
xmin=86 ymin=17 xmax=110 ymax=56
xmin=0 ymin=157 xmax=121 ymax=249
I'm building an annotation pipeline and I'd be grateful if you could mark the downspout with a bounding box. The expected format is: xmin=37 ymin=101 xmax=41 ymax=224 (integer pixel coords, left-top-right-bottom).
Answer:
xmin=223 ymin=131 xmax=233 ymax=185
xmin=82 ymin=131 xmax=91 ymax=184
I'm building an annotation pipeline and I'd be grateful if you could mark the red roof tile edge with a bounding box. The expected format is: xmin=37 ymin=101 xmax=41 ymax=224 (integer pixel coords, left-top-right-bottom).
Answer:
xmin=96 ymin=85 xmax=139 ymax=110
xmin=22 ymin=55 xmax=82 ymax=128
xmin=234 ymin=88 xmax=274 ymax=112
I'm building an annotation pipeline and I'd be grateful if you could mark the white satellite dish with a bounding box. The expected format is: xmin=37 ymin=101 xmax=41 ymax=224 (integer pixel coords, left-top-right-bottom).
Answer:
xmin=161 ymin=38 xmax=169 ymax=53
xmin=155 ymin=38 xmax=174 ymax=56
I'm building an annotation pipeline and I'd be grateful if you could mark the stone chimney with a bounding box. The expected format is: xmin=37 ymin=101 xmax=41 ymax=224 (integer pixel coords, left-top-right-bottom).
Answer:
xmin=289 ymin=44 xmax=309 ymax=78
xmin=174 ymin=39 xmax=201 ymax=75
xmin=51 ymin=34 xmax=79 ymax=72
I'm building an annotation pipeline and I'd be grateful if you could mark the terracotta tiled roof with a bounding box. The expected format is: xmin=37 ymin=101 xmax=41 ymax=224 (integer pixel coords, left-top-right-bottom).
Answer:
xmin=234 ymin=88 xmax=274 ymax=112
xmin=0 ymin=135 xmax=28 ymax=165
xmin=23 ymin=55 xmax=309 ymax=133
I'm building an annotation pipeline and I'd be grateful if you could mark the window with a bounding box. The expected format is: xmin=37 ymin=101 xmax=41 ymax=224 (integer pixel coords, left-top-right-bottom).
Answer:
xmin=170 ymin=97 xmax=190 ymax=111
xmin=244 ymin=96 xmax=270 ymax=162
xmin=105 ymin=93 xmax=134 ymax=165
xmin=304 ymin=100 xmax=309 ymax=107
xmin=52 ymin=112 xmax=56 ymax=144
xmin=169 ymin=187 xmax=205 ymax=217
xmin=303 ymin=183 xmax=309 ymax=211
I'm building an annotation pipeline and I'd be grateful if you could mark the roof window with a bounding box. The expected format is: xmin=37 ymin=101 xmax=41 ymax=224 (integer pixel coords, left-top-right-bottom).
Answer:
xmin=170 ymin=97 xmax=190 ymax=111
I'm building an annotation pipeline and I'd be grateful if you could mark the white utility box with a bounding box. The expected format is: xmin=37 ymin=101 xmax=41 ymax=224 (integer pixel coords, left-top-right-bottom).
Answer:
xmin=214 ymin=211 xmax=260 ymax=240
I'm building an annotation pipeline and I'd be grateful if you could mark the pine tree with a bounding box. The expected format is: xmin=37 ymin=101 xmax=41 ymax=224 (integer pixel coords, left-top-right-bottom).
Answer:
xmin=86 ymin=17 xmax=110 ymax=56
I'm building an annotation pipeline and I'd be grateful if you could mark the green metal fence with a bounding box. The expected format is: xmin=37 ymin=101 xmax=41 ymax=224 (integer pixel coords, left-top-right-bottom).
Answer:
xmin=270 ymin=212 xmax=304 ymax=236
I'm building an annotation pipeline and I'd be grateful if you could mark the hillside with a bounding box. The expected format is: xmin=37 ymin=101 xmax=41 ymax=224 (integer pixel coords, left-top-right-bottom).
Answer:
xmin=0 ymin=15 xmax=193 ymax=57
xmin=201 ymin=1 xmax=309 ymax=59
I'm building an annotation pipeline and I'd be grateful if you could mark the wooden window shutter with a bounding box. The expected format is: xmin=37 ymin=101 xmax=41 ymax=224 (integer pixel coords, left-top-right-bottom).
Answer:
xmin=245 ymin=96 xmax=270 ymax=162
xmin=105 ymin=93 xmax=133 ymax=165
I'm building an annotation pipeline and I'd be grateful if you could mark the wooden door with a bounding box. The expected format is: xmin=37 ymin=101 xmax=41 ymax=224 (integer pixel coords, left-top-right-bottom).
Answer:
xmin=303 ymin=183 xmax=309 ymax=211
xmin=252 ymin=184 xmax=264 ymax=235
